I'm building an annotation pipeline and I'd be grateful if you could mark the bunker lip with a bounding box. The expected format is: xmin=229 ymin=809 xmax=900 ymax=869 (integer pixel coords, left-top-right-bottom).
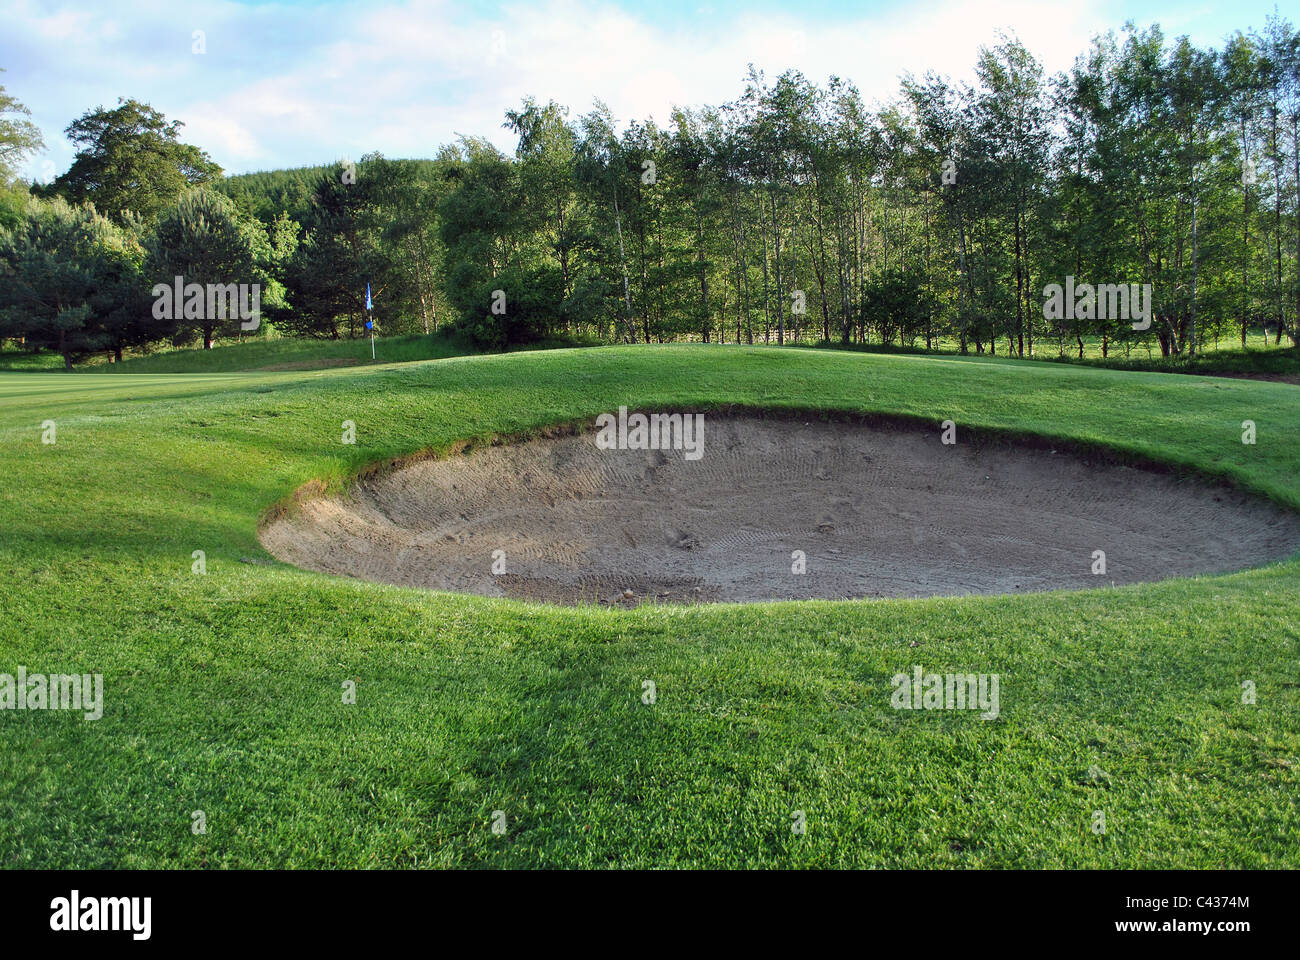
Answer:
xmin=259 ymin=413 xmax=1300 ymax=606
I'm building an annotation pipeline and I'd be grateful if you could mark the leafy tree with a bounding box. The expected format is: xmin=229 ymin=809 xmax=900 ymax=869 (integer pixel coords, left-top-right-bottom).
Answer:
xmin=366 ymin=156 xmax=449 ymax=335
xmin=91 ymin=212 xmax=162 ymax=363
xmin=148 ymin=189 xmax=265 ymax=349
xmin=505 ymin=99 xmax=586 ymax=331
xmin=1258 ymin=15 xmax=1300 ymax=345
xmin=861 ymin=266 xmax=932 ymax=346
xmin=217 ymin=164 xmax=332 ymax=229
xmin=974 ymin=35 xmax=1050 ymax=356
xmin=438 ymin=139 xmax=530 ymax=347
xmin=13 ymin=14 xmax=1297 ymax=362
xmin=0 ymin=70 xmax=43 ymax=183
xmin=279 ymin=157 xmax=395 ymax=339
xmin=48 ymin=99 xmax=221 ymax=225
xmin=0 ymin=72 xmax=44 ymax=230
xmin=1222 ymin=31 xmax=1269 ymax=347
xmin=0 ymin=198 xmax=146 ymax=368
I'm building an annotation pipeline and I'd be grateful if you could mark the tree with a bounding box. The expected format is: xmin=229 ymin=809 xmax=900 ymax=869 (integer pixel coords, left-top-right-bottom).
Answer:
xmin=1222 ymin=32 xmax=1268 ymax=347
xmin=973 ymin=35 xmax=1050 ymax=357
xmin=1259 ymin=15 xmax=1300 ymax=345
xmin=0 ymin=197 xmax=149 ymax=368
xmin=279 ymin=156 xmax=394 ymax=339
xmin=92 ymin=212 xmax=162 ymax=363
xmin=0 ymin=70 xmax=43 ymax=183
xmin=438 ymin=139 xmax=533 ymax=347
xmin=861 ymin=266 xmax=931 ymax=346
xmin=368 ymin=157 xmax=448 ymax=335
xmin=157 ymin=15 xmax=1298 ymax=362
xmin=505 ymin=98 xmax=587 ymax=332
xmin=0 ymin=71 xmax=44 ymax=230
xmin=48 ymin=99 xmax=221 ymax=225
xmin=148 ymin=189 xmax=265 ymax=349
xmin=576 ymin=103 xmax=638 ymax=342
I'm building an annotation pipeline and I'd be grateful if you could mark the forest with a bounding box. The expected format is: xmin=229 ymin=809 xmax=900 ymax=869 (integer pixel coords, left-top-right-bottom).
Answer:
xmin=2 ymin=17 xmax=1299 ymax=365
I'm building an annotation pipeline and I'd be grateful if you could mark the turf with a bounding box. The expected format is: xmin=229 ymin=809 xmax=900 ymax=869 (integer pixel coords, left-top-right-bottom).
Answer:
xmin=807 ymin=332 xmax=1300 ymax=380
xmin=0 ymin=332 xmax=471 ymax=374
xmin=1 ymin=344 xmax=1297 ymax=868
xmin=0 ymin=331 xmax=591 ymax=375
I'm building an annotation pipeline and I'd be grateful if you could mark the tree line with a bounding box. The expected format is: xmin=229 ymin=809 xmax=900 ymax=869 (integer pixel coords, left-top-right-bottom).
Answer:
xmin=2 ymin=16 xmax=1299 ymax=366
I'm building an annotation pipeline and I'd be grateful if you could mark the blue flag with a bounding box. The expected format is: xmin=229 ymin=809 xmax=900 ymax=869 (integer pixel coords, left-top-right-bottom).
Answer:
xmin=365 ymin=283 xmax=372 ymax=311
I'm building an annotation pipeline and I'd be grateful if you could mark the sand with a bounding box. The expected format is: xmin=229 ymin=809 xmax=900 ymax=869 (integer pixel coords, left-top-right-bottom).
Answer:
xmin=259 ymin=415 xmax=1300 ymax=605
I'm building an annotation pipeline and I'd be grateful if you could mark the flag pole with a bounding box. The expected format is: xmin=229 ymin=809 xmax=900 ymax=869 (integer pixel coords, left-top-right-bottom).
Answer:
xmin=365 ymin=282 xmax=375 ymax=360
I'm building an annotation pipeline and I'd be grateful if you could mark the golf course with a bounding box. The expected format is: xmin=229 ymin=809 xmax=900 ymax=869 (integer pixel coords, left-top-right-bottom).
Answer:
xmin=2 ymin=343 xmax=1297 ymax=868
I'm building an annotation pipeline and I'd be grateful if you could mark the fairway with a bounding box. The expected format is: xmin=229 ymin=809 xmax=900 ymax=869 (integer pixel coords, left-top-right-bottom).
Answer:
xmin=2 ymin=345 xmax=1298 ymax=868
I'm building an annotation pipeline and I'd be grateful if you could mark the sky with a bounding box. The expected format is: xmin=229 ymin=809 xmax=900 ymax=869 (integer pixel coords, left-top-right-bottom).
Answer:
xmin=1 ymin=0 xmax=1292 ymax=182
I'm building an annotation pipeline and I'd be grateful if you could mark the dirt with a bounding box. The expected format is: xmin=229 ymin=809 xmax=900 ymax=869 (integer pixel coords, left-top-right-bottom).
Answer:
xmin=259 ymin=416 xmax=1300 ymax=605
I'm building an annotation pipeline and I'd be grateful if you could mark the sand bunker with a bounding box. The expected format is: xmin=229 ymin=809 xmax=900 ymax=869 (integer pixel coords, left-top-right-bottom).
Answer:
xmin=260 ymin=415 xmax=1300 ymax=605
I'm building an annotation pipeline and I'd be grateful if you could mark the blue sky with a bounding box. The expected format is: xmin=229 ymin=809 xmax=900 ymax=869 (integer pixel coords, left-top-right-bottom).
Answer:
xmin=1 ymin=0 xmax=1291 ymax=181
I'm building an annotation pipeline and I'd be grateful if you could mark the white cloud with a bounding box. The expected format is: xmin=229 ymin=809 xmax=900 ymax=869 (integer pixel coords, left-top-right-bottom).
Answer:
xmin=0 ymin=0 xmax=1225 ymax=181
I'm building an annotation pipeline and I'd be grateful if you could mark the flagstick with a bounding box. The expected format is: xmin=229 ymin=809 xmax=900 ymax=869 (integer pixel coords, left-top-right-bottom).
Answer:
xmin=365 ymin=282 xmax=375 ymax=361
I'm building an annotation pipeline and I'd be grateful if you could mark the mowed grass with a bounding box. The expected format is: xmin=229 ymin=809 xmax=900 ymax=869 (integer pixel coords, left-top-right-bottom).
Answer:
xmin=0 ymin=344 xmax=1297 ymax=868
xmin=810 ymin=331 xmax=1300 ymax=380
xmin=0 ymin=330 xmax=591 ymax=375
xmin=0 ymin=332 xmax=470 ymax=374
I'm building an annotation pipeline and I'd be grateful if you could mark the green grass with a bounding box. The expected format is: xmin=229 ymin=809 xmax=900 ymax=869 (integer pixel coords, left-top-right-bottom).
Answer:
xmin=6 ymin=326 xmax=1295 ymax=380
xmin=99 ymin=332 xmax=470 ymax=373
xmin=1 ymin=344 xmax=1297 ymax=868
xmin=0 ymin=335 xmax=437 ymax=374
xmin=0 ymin=330 xmax=592 ymax=375
xmin=0 ymin=349 xmax=66 ymax=371
xmin=805 ymin=330 xmax=1300 ymax=379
